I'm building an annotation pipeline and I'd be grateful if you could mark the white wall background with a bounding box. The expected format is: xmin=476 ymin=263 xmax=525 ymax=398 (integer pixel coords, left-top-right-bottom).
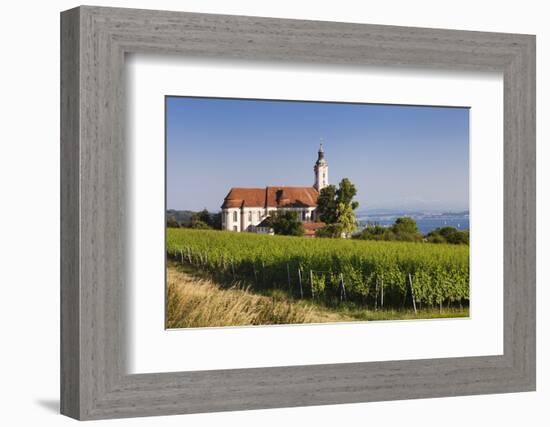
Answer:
xmin=0 ymin=0 xmax=546 ymax=425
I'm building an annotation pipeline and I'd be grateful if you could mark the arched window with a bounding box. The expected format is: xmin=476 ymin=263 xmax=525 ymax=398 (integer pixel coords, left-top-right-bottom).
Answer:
xmin=258 ymin=211 xmax=261 ymax=221
xmin=248 ymin=211 xmax=252 ymax=222
xmin=233 ymin=211 xmax=237 ymax=222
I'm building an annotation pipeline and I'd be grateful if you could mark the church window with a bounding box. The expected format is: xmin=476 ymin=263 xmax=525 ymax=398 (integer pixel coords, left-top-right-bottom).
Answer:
xmin=302 ymin=210 xmax=306 ymax=221
xmin=233 ymin=211 xmax=237 ymax=222
xmin=233 ymin=226 xmax=237 ymax=231
xmin=248 ymin=211 xmax=252 ymax=222
xmin=258 ymin=211 xmax=261 ymax=221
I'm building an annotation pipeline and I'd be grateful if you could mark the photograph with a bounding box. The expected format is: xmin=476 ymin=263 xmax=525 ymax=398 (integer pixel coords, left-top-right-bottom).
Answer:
xmin=165 ymin=96 xmax=470 ymax=329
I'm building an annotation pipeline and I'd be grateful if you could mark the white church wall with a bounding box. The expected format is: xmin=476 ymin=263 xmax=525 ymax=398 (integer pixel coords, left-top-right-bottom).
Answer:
xmin=222 ymin=206 xmax=317 ymax=233
xmin=222 ymin=208 xmax=241 ymax=231
xmin=222 ymin=207 xmax=268 ymax=231
xmin=241 ymin=207 xmax=266 ymax=231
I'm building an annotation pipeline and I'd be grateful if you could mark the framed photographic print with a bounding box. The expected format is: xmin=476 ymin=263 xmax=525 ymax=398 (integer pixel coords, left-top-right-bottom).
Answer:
xmin=61 ymin=5 xmax=536 ymax=420
xmin=164 ymin=97 xmax=471 ymax=330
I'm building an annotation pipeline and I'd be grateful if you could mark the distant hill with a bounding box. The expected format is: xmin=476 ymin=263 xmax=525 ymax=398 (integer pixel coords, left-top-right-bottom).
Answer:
xmin=166 ymin=209 xmax=195 ymax=226
xmin=357 ymin=209 xmax=469 ymax=219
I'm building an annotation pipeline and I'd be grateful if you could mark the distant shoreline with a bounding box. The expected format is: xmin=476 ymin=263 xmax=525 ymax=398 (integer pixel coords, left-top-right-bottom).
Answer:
xmin=357 ymin=213 xmax=469 ymax=235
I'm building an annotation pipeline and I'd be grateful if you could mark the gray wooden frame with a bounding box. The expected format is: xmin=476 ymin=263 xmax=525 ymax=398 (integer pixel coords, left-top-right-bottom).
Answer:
xmin=61 ymin=5 xmax=536 ymax=420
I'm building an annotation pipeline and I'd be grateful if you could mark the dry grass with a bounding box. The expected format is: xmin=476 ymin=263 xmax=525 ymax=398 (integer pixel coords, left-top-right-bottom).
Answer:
xmin=166 ymin=265 xmax=352 ymax=328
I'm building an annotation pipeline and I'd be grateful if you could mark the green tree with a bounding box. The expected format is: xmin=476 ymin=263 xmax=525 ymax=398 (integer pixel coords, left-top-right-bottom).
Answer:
xmin=336 ymin=202 xmax=357 ymax=236
xmin=426 ymin=227 xmax=469 ymax=245
xmin=189 ymin=219 xmax=212 ymax=230
xmin=191 ymin=209 xmax=211 ymax=225
xmin=336 ymin=178 xmax=360 ymax=210
xmin=166 ymin=216 xmax=180 ymax=228
xmin=209 ymin=212 xmax=222 ymax=230
xmin=353 ymin=223 xmax=392 ymax=241
xmin=267 ymin=211 xmax=304 ymax=236
xmin=315 ymin=223 xmax=344 ymax=238
xmin=354 ymin=217 xmax=422 ymax=242
xmin=316 ymin=185 xmax=338 ymax=224
xmin=425 ymin=233 xmax=446 ymax=244
xmin=391 ymin=217 xmax=419 ymax=234
xmin=188 ymin=209 xmax=223 ymax=230
xmin=390 ymin=217 xmax=422 ymax=241
xmin=447 ymin=230 xmax=469 ymax=245
xmin=316 ymin=178 xmax=359 ymax=237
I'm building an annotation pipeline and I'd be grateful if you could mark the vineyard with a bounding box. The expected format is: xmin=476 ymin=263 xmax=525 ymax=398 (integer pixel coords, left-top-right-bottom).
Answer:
xmin=166 ymin=228 xmax=469 ymax=310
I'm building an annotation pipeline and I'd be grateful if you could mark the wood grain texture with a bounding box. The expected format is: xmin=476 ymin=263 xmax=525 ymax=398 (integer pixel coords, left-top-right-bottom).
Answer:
xmin=60 ymin=6 xmax=536 ymax=420
xmin=60 ymin=7 xmax=80 ymax=419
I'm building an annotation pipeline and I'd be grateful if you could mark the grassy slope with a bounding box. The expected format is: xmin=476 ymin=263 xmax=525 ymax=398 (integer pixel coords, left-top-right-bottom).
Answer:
xmin=166 ymin=263 xmax=352 ymax=328
xmin=166 ymin=262 xmax=468 ymax=329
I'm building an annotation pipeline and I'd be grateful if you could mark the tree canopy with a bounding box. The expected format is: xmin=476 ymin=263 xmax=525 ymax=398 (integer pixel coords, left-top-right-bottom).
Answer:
xmin=426 ymin=227 xmax=469 ymax=245
xmin=166 ymin=216 xmax=180 ymax=228
xmin=316 ymin=178 xmax=359 ymax=237
xmin=354 ymin=218 xmax=469 ymax=245
xmin=354 ymin=217 xmax=422 ymax=242
xmin=267 ymin=211 xmax=304 ymax=236
xmin=187 ymin=208 xmax=222 ymax=230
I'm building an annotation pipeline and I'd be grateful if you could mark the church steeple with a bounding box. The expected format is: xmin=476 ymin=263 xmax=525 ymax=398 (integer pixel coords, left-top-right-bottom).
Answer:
xmin=314 ymin=141 xmax=328 ymax=191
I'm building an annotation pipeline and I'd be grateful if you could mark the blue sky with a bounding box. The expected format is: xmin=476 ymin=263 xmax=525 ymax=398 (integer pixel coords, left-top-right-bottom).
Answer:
xmin=166 ymin=97 xmax=469 ymax=213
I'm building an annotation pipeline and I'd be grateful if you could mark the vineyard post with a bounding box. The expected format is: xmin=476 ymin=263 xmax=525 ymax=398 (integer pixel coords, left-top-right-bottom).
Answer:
xmin=408 ymin=273 xmax=417 ymax=314
xmin=339 ymin=273 xmax=346 ymax=302
xmin=261 ymin=261 xmax=265 ymax=287
xmin=298 ymin=268 xmax=303 ymax=299
xmin=309 ymin=270 xmax=315 ymax=299
xmin=231 ymin=260 xmax=235 ymax=280
xmin=180 ymin=249 xmax=183 ymax=265
xmin=380 ymin=278 xmax=384 ymax=308
xmin=374 ymin=281 xmax=378 ymax=311
xmin=187 ymin=247 xmax=192 ymax=264
xmin=253 ymin=262 xmax=258 ymax=285
xmin=286 ymin=264 xmax=291 ymax=294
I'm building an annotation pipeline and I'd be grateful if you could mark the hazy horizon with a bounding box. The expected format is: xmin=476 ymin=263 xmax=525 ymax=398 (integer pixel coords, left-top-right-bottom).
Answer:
xmin=166 ymin=97 xmax=469 ymax=213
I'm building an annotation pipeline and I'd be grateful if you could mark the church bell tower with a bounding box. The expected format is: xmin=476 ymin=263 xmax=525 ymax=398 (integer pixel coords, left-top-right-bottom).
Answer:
xmin=314 ymin=143 xmax=328 ymax=191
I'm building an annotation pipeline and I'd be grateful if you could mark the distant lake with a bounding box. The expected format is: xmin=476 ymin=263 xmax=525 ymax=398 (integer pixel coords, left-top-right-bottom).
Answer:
xmin=357 ymin=215 xmax=469 ymax=235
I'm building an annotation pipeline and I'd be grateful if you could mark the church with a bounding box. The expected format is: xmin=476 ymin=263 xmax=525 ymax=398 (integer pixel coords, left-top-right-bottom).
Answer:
xmin=221 ymin=145 xmax=329 ymax=236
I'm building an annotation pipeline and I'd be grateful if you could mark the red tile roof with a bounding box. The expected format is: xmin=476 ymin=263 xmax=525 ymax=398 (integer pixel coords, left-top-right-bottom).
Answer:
xmin=303 ymin=222 xmax=326 ymax=237
xmin=303 ymin=222 xmax=326 ymax=231
xmin=221 ymin=186 xmax=319 ymax=209
xmin=221 ymin=188 xmax=265 ymax=208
